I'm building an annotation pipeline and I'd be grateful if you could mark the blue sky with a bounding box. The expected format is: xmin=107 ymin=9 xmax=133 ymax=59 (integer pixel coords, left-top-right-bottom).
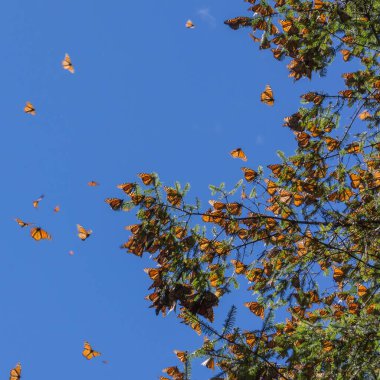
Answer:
xmin=0 ymin=0 xmax=349 ymax=378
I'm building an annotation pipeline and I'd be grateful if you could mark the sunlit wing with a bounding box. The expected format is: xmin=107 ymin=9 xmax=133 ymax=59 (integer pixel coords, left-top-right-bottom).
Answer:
xmin=260 ymin=84 xmax=274 ymax=105
xmin=9 ymin=363 xmax=21 ymax=380
xmin=30 ymin=227 xmax=52 ymax=241
xmin=77 ymin=224 xmax=92 ymax=241
xmin=230 ymin=148 xmax=247 ymax=161
xmin=82 ymin=341 xmax=101 ymax=360
xmin=62 ymin=53 xmax=75 ymax=73
xmin=15 ymin=218 xmax=32 ymax=227
xmin=33 ymin=194 xmax=44 ymax=208
xmin=24 ymin=101 xmax=36 ymax=115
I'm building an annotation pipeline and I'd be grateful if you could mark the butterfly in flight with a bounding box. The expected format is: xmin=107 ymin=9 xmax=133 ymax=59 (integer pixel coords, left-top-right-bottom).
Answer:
xmin=77 ymin=224 xmax=92 ymax=241
xmin=24 ymin=101 xmax=36 ymax=115
xmin=82 ymin=341 xmax=101 ymax=360
xmin=230 ymin=148 xmax=247 ymax=161
xmin=53 ymin=205 xmax=60 ymax=213
xmin=30 ymin=227 xmax=52 ymax=241
xmin=62 ymin=53 xmax=75 ymax=73
xmin=260 ymin=84 xmax=274 ymax=106
xmin=88 ymin=181 xmax=100 ymax=187
xmin=186 ymin=19 xmax=195 ymax=28
xmin=9 ymin=363 xmax=21 ymax=380
xmin=33 ymin=194 xmax=44 ymax=208
xmin=15 ymin=218 xmax=33 ymax=228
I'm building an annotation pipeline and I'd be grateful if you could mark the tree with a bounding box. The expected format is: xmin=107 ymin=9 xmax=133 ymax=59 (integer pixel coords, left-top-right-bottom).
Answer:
xmin=106 ymin=0 xmax=380 ymax=378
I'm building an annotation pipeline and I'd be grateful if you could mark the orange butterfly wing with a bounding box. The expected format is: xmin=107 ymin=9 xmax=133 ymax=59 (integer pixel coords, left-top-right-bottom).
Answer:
xmin=230 ymin=148 xmax=247 ymax=161
xmin=30 ymin=227 xmax=52 ymax=241
xmin=185 ymin=19 xmax=195 ymax=28
xmin=105 ymin=198 xmax=123 ymax=210
xmin=82 ymin=341 xmax=101 ymax=360
xmin=9 ymin=363 xmax=21 ymax=380
xmin=77 ymin=224 xmax=92 ymax=241
xmin=24 ymin=101 xmax=36 ymax=115
xmin=62 ymin=53 xmax=75 ymax=73
xmin=15 ymin=218 xmax=31 ymax=227
xmin=260 ymin=85 xmax=274 ymax=106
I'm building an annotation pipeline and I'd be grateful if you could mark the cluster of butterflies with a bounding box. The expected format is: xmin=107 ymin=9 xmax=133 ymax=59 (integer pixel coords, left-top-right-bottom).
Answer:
xmin=8 ymin=342 xmax=105 ymax=379
xmin=17 ymin=24 xmax=274 ymax=380
xmin=15 ymin=180 xmax=99 ymax=253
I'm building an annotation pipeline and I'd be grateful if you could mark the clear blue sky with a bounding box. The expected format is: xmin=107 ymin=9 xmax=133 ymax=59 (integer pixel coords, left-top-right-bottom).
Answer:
xmin=0 ymin=0 xmax=347 ymax=378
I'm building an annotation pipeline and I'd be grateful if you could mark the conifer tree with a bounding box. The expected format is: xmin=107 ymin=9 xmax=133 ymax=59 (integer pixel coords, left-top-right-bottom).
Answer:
xmin=107 ymin=1 xmax=380 ymax=378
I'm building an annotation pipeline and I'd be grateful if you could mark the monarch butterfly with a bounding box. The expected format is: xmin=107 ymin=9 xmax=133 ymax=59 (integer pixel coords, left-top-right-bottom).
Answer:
xmin=88 ymin=181 xmax=99 ymax=187
xmin=341 ymin=49 xmax=351 ymax=62
xmin=77 ymin=224 xmax=92 ymax=241
xmin=241 ymin=167 xmax=257 ymax=182
xmin=53 ymin=205 xmax=60 ymax=213
xmin=224 ymin=16 xmax=252 ymax=30
xmin=322 ymin=341 xmax=334 ymax=352
xmin=231 ymin=259 xmax=247 ymax=274
xmin=314 ymin=0 xmax=325 ymax=9
xmin=230 ymin=148 xmax=247 ymax=161
xmin=324 ymin=137 xmax=340 ymax=151
xmin=31 ymin=227 xmax=52 ymax=241
xmin=163 ymin=366 xmax=181 ymax=376
xmin=62 ymin=53 xmax=75 ymax=73
xmin=164 ymin=187 xmax=182 ymax=207
xmin=333 ymin=267 xmax=345 ymax=282
xmin=24 ymin=101 xmax=36 ymax=115
xmin=244 ymin=332 xmax=256 ymax=347
xmin=33 ymin=194 xmax=44 ymax=208
xmin=138 ymin=172 xmax=155 ymax=186
xmin=82 ymin=341 xmax=101 ymax=360
xmin=265 ymin=179 xmax=278 ymax=195
xmin=144 ymin=268 xmax=161 ymax=281
xmin=201 ymin=357 xmax=215 ymax=370
xmin=279 ymin=19 xmax=295 ymax=33
xmin=260 ymin=85 xmax=274 ymax=106
xmin=185 ymin=19 xmax=195 ymax=29
xmin=226 ymin=202 xmax=242 ymax=215
xmin=359 ymin=110 xmax=371 ymax=120
xmin=208 ymin=200 xmax=225 ymax=210
xmin=15 ymin=218 xmax=32 ymax=227
xmin=117 ymin=182 xmax=136 ymax=194
xmin=244 ymin=301 xmax=265 ymax=318
xmin=9 ymin=363 xmax=21 ymax=380
xmin=174 ymin=350 xmax=187 ymax=363
xmin=357 ymin=284 xmax=368 ymax=297
xmin=105 ymin=198 xmax=123 ymax=210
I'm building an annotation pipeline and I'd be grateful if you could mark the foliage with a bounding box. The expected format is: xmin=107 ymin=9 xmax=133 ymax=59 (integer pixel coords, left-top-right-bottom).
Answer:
xmin=107 ymin=1 xmax=380 ymax=378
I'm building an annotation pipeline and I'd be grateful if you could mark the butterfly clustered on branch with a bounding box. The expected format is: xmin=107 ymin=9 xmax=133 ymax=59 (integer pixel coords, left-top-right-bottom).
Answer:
xmin=103 ymin=0 xmax=380 ymax=378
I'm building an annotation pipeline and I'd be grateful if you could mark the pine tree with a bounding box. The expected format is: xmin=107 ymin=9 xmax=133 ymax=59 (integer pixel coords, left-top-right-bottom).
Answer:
xmin=108 ymin=1 xmax=380 ymax=378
